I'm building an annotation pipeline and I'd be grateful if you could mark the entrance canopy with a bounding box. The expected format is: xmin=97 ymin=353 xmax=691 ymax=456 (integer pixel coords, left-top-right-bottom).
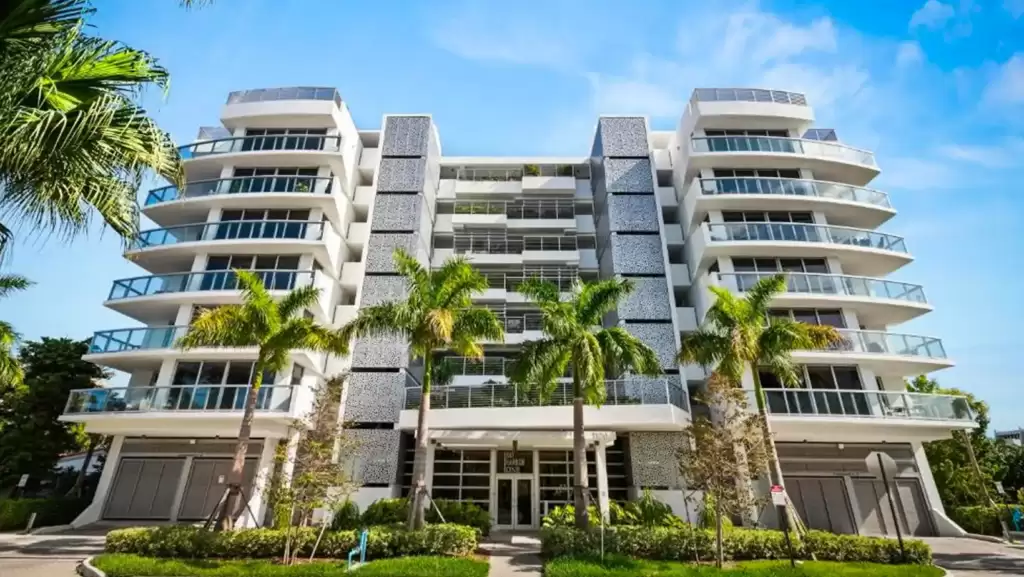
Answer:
xmin=426 ymin=429 xmax=617 ymax=448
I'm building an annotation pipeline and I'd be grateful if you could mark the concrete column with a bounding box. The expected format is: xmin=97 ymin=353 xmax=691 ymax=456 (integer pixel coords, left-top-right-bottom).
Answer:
xmin=595 ymin=445 xmax=610 ymax=521
xmin=424 ymin=444 xmax=436 ymax=493
xmin=239 ymin=439 xmax=279 ymax=528
xmin=168 ymin=455 xmax=194 ymax=522
xmin=71 ymin=435 xmax=125 ymax=527
xmin=913 ymin=441 xmax=946 ymax=515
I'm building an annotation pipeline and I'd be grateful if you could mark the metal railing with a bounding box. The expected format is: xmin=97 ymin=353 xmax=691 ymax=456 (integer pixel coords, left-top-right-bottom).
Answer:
xmin=453 ymin=234 xmax=578 ymax=254
xmin=692 ymin=88 xmax=807 ymax=106
xmin=146 ymin=176 xmax=331 ymax=205
xmin=440 ymin=356 xmax=516 ymax=376
xmin=453 ymin=200 xmax=576 ymax=219
xmin=226 ymin=86 xmax=341 ymax=106
xmin=456 ymin=168 xmax=523 ymax=181
xmin=108 ymin=270 xmax=316 ymax=301
xmin=698 ymin=177 xmax=890 ymax=208
xmin=718 ymin=272 xmax=926 ymax=304
xmin=691 ymin=136 xmax=876 ymax=167
xmin=88 ymin=326 xmax=189 ymax=354
xmin=496 ymin=313 xmax=545 ymax=333
xmin=704 ymin=222 xmax=907 ymax=253
xmin=755 ymin=389 xmax=972 ymax=422
xmin=178 ymin=135 xmax=341 ymax=159
xmin=131 ymin=220 xmax=325 ymax=250
xmin=832 ymin=329 xmax=947 ymax=359
xmin=405 ymin=378 xmax=688 ymax=411
xmin=65 ymin=385 xmax=293 ymax=415
xmin=480 ymin=271 xmax=588 ymax=292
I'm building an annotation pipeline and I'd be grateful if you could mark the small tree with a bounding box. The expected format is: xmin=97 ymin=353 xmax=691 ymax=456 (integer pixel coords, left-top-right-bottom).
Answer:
xmin=678 ymin=373 xmax=770 ymax=567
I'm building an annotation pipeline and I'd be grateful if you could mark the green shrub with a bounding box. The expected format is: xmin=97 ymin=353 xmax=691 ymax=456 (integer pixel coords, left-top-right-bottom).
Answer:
xmin=950 ymin=505 xmax=1024 ymax=536
xmin=0 ymin=497 xmax=90 ymax=531
xmin=360 ymin=498 xmax=409 ymax=526
xmin=545 ymin=557 xmax=944 ymax=577
xmin=523 ymin=164 xmax=540 ymax=176
xmin=93 ymin=554 xmax=489 ymax=577
xmin=542 ymin=504 xmax=603 ymax=527
xmin=539 ymin=526 xmax=932 ymax=565
xmin=105 ymin=524 xmax=478 ymax=559
xmin=622 ymin=490 xmax=686 ymax=527
xmin=697 ymin=493 xmax=733 ymax=530
xmin=426 ymin=499 xmax=491 ymax=536
xmin=330 ymin=500 xmax=360 ymax=530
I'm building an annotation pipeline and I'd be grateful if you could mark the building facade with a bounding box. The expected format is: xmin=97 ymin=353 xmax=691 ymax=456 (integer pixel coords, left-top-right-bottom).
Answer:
xmin=63 ymin=86 xmax=975 ymax=536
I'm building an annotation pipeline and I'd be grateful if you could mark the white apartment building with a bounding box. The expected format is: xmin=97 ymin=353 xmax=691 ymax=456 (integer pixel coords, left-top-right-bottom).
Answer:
xmin=62 ymin=86 xmax=976 ymax=537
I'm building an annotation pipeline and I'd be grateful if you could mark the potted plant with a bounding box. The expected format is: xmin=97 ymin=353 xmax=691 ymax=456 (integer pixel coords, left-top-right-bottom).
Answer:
xmin=523 ymin=164 xmax=540 ymax=176
xmin=557 ymin=164 xmax=574 ymax=177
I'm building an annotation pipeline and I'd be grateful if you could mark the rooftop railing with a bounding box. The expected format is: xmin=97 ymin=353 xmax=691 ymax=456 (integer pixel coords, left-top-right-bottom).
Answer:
xmin=130 ymin=221 xmax=324 ymax=250
xmin=226 ymin=86 xmax=341 ymax=106
xmin=704 ymin=222 xmax=908 ymax=253
xmin=107 ymin=270 xmax=316 ymax=301
xmin=718 ymin=272 xmax=926 ymax=304
xmin=146 ymin=176 xmax=332 ymax=206
xmin=832 ymin=329 xmax=947 ymax=359
xmin=755 ymin=389 xmax=972 ymax=422
xmin=691 ymin=136 xmax=876 ymax=167
xmin=178 ymin=135 xmax=340 ymax=159
xmin=692 ymin=88 xmax=807 ymax=106
xmin=405 ymin=378 xmax=688 ymax=411
xmin=698 ymin=177 xmax=890 ymax=209
xmin=65 ymin=385 xmax=293 ymax=415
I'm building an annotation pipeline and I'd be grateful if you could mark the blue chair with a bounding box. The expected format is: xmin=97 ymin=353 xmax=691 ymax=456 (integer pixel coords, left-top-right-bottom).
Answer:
xmin=347 ymin=529 xmax=368 ymax=569
xmin=1012 ymin=509 xmax=1023 ymax=532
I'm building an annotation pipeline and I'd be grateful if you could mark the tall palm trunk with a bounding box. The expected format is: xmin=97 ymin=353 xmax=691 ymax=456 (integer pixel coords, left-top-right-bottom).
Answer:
xmin=217 ymin=368 xmax=264 ymax=530
xmin=68 ymin=435 xmax=101 ymax=498
xmin=572 ymin=373 xmax=589 ymax=529
xmin=751 ymin=370 xmax=796 ymax=531
xmin=407 ymin=357 xmax=431 ymax=530
xmin=959 ymin=430 xmax=1010 ymax=539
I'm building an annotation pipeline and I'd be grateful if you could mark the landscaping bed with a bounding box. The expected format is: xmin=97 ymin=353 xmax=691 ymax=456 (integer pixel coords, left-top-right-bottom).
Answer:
xmin=545 ymin=557 xmax=945 ymax=577
xmin=92 ymin=554 xmax=488 ymax=577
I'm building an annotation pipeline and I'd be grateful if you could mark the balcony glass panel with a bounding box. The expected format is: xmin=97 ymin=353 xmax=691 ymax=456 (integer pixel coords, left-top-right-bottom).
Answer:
xmin=131 ymin=221 xmax=324 ymax=250
xmin=226 ymin=86 xmax=340 ymax=106
xmin=88 ymin=326 xmax=187 ymax=354
xmin=705 ymin=223 xmax=907 ymax=253
xmin=692 ymin=88 xmax=807 ymax=105
xmin=452 ymin=200 xmax=576 ymax=219
xmin=64 ymin=385 xmax=292 ymax=414
xmin=108 ymin=270 xmax=315 ymax=300
xmin=691 ymin=136 xmax=876 ymax=166
xmin=146 ymin=176 xmax=331 ymax=205
xmin=178 ymin=135 xmax=340 ymax=159
xmin=755 ymin=389 xmax=972 ymax=422
xmin=453 ymin=235 xmax=577 ymax=254
xmin=831 ymin=330 xmax=947 ymax=359
xmin=699 ymin=178 xmax=890 ymax=208
xmin=406 ymin=378 xmax=688 ymax=411
xmin=720 ymin=272 xmax=926 ymax=304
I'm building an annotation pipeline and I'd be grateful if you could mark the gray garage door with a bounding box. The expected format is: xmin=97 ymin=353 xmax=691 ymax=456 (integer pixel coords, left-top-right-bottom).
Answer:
xmin=177 ymin=458 xmax=258 ymax=521
xmin=787 ymin=477 xmax=856 ymax=534
xmin=103 ymin=458 xmax=185 ymax=519
xmin=852 ymin=478 xmax=935 ymax=537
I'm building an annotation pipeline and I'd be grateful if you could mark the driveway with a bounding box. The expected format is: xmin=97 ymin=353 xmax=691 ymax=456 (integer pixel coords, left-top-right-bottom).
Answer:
xmin=922 ymin=537 xmax=1024 ymax=576
xmin=0 ymin=533 xmax=105 ymax=577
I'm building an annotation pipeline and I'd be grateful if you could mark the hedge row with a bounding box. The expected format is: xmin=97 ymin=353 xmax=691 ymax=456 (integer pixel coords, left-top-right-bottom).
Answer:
xmin=105 ymin=524 xmax=477 ymax=559
xmin=540 ymin=526 xmax=932 ymax=565
xmin=0 ymin=497 xmax=91 ymax=531
xmin=950 ymin=505 xmax=1024 ymax=536
xmin=335 ymin=498 xmax=491 ymax=536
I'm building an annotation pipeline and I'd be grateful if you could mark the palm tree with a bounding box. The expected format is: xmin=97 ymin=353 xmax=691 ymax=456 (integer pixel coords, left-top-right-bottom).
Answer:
xmin=510 ymin=278 xmax=662 ymax=529
xmin=0 ymin=0 xmax=182 ymax=257
xmin=177 ymin=270 xmax=350 ymax=530
xmin=338 ymin=249 xmax=504 ymax=529
xmin=0 ymin=274 xmax=31 ymax=385
xmin=677 ymin=274 xmax=842 ymax=528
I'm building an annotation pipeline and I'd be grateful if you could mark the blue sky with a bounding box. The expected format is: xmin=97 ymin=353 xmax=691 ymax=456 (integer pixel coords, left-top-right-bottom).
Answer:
xmin=1 ymin=0 xmax=1021 ymax=429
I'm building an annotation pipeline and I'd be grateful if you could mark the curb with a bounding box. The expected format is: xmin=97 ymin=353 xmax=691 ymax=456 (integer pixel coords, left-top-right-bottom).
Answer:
xmin=30 ymin=524 xmax=73 ymax=535
xmin=965 ymin=533 xmax=1006 ymax=544
xmin=78 ymin=556 xmax=106 ymax=577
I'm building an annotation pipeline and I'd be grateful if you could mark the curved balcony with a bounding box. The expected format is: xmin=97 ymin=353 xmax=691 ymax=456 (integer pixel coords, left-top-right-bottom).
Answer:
xmin=143 ymin=176 xmax=340 ymax=227
xmin=689 ymin=222 xmax=911 ymax=276
xmin=399 ymin=379 xmax=689 ymax=431
xmin=686 ymin=177 xmax=894 ymax=228
xmin=221 ymin=87 xmax=342 ymax=131
xmin=125 ymin=220 xmax=338 ymax=273
xmin=103 ymin=269 xmax=325 ymax=323
xmin=689 ymin=136 xmax=879 ymax=185
xmin=792 ymin=329 xmax=953 ymax=376
xmin=177 ymin=134 xmax=343 ymax=178
xmin=716 ymin=272 xmax=931 ymax=325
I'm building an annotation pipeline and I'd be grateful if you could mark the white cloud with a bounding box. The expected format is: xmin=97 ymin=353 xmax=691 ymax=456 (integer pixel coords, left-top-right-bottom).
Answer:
xmin=937 ymin=139 xmax=1024 ymax=168
xmin=896 ymin=41 xmax=924 ymax=67
xmin=909 ymin=0 xmax=956 ymax=29
xmin=984 ymin=53 xmax=1024 ymax=104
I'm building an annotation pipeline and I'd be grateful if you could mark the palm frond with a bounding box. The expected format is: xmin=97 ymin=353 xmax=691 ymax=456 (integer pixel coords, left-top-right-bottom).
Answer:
xmin=595 ymin=326 xmax=662 ymax=378
xmin=276 ymin=283 xmax=321 ymax=320
xmin=433 ymin=258 xmax=489 ymax=309
xmin=448 ymin=307 xmax=504 ymax=357
xmin=265 ymin=319 xmax=349 ymax=357
xmin=425 ymin=308 xmax=455 ymax=344
xmin=393 ymin=248 xmax=430 ymax=296
xmin=0 ymin=320 xmax=23 ymax=385
xmin=703 ymin=285 xmax=743 ymax=331
xmin=0 ymin=0 xmax=87 ymax=51
xmin=743 ymin=274 xmax=786 ymax=319
xmin=176 ymin=306 xmax=256 ymax=349
xmin=235 ymin=269 xmax=279 ymax=335
xmin=759 ymin=352 xmax=802 ymax=388
xmin=338 ymin=302 xmax=416 ymax=343
xmin=0 ymin=274 xmax=31 ymax=297
xmin=509 ymin=338 xmax=571 ymax=400
xmin=574 ymin=277 xmax=634 ymax=326
xmin=574 ymin=331 xmax=606 ymax=402
xmin=516 ymin=278 xmax=561 ymax=305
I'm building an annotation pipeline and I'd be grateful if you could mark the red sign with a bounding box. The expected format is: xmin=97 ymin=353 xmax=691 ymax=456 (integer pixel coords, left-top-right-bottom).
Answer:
xmin=770 ymin=485 xmax=784 ymax=493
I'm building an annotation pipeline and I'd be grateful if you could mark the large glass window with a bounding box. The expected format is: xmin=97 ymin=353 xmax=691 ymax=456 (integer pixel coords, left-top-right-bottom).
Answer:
xmin=769 ymin=308 xmax=846 ymax=328
xmin=168 ymin=361 xmax=276 ymax=411
xmin=201 ymin=255 xmax=302 ymax=291
xmin=241 ymin=128 xmax=328 ymax=151
xmin=538 ymin=450 xmax=597 ymax=515
xmin=758 ymin=365 xmax=868 ymax=416
xmin=430 ymin=449 xmax=492 ymax=508
xmin=230 ymin=167 xmax=320 ymax=193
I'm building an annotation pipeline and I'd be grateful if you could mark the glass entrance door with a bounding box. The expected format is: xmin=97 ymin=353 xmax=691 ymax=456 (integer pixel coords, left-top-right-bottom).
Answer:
xmin=495 ymin=476 xmax=534 ymax=529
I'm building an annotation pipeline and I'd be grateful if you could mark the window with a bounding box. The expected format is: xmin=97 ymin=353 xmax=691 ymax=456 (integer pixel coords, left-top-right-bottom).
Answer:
xmin=720 ymin=212 xmax=819 ymax=242
xmin=201 ymin=255 xmax=302 ymax=291
xmin=168 ymin=361 xmax=276 ymax=411
xmin=731 ymin=258 xmax=830 ymax=291
xmin=769 ymin=308 xmax=846 ymax=328
xmin=429 ymin=449 xmax=492 ymax=507
xmin=215 ymin=209 xmax=311 ymax=240
xmin=713 ymin=168 xmax=801 ymax=179
xmin=705 ymin=129 xmax=790 ymax=137
xmin=539 ymin=450 xmax=597 ymax=513
xmin=230 ymin=168 xmax=319 ymax=193
xmin=242 ymin=128 xmax=328 ymax=151
xmin=757 ymin=365 xmax=868 ymax=416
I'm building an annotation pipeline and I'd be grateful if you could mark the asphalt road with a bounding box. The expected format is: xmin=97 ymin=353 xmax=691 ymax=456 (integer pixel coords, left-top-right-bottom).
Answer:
xmin=0 ymin=533 xmax=105 ymax=577
xmin=921 ymin=537 xmax=1024 ymax=576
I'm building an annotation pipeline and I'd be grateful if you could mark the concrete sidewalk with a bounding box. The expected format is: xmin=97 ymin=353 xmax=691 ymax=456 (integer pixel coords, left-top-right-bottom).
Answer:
xmin=0 ymin=533 xmax=105 ymax=577
xmin=480 ymin=532 xmax=542 ymax=577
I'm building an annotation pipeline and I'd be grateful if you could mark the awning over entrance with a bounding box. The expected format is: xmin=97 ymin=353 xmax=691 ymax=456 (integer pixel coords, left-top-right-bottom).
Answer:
xmin=427 ymin=429 xmax=617 ymax=448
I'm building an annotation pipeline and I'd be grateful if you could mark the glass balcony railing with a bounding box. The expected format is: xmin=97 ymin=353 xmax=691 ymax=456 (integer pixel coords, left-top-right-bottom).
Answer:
xmin=87 ymin=326 xmax=188 ymax=354
xmin=754 ymin=389 xmax=972 ymax=422
xmin=698 ymin=177 xmax=890 ymax=209
xmin=692 ymin=88 xmax=807 ymax=105
xmin=479 ymin=271 xmax=592 ymax=293
xmin=719 ymin=272 xmax=927 ymax=304
xmin=130 ymin=221 xmax=324 ymax=250
xmin=64 ymin=385 xmax=293 ymax=415
xmin=178 ymin=135 xmax=341 ymax=159
xmin=453 ymin=234 xmax=579 ymax=254
xmin=226 ymin=86 xmax=341 ymax=106
xmin=831 ymin=329 xmax=947 ymax=359
xmin=452 ymin=200 xmax=577 ymax=219
xmin=704 ymin=222 xmax=908 ymax=253
xmin=405 ymin=378 xmax=688 ymax=411
xmin=440 ymin=356 xmax=516 ymax=377
xmin=145 ymin=176 xmax=332 ymax=206
xmin=691 ymin=136 xmax=876 ymax=167
xmin=496 ymin=313 xmax=544 ymax=333
xmin=107 ymin=270 xmax=316 ymax=301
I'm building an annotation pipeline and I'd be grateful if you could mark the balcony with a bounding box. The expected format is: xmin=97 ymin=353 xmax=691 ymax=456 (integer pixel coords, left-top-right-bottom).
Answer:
xmin=716 ymin=272 xmax=931 ymax=325
xmin=689 ymin=222 xmax=911 ymax=276
xmin=493 ymin=312 xmax=544 ymax=344
xmin=686 ymin=177 xmax=894 ymax=228
xmin=689 ymin=135 xmax=878 ymax=185
xmin=103 ymin=270 xmax=327 ymax=324
xmin=222 ymin=87 xmax=342 ymax=130
xmin=178 ymin=134 xmax=343 ymax=177
xmin=226 ymin=86 xmax=341 ymax=106
xmin=453 ymin=168 xmax=523 ymax=195
xmin=126 ymin=220 xmax=337 ymax=273
xmin=686 ymin=89 xmax=814 ymax=132
xmin=440 ymin=356 xmax=515 ymax=385
xmin=793 ymin=329 xmax=953 ymax=376
xmin=434 ymin=234 xmax=582 ymax=267
xmin=399 ymin=379 xmax=689 ymax=431
xmin=755 ymin=389 xmax=976 ymax=442
xmin=476 ymin=270 xmax=587 ymax=303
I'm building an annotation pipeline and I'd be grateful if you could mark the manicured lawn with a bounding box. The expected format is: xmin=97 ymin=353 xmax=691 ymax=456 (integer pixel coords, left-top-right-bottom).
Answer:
xmin=544 ymin=557 xmax=945 ymax=577
xmin=92 ymin=554 xmax=488 ymax=577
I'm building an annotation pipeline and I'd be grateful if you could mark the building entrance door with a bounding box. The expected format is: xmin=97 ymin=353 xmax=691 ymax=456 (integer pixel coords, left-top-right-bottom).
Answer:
xmin=495 ymin=475 xmax=535 ymax=530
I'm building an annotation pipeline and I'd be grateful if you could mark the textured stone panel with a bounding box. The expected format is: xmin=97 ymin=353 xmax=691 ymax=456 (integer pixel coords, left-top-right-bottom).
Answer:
xmin=607 ymin=194 xmax=659 ymax=232
xmin=365 ymin=233 xmax=418 ymax=273
xmin=371 ymin=193 xmax=423 ymax=232
xmin=605 ymin=158 xmax=654 ymax=193
xmin=618 ymin=277 xmax=672 ymax=320
xmin=629 ymin=432 xmax=685 ymax=488
xmin=610 ymin=235 xmax=665 ymax=275
xmin=349 ymin=429 xmax=401 ymax=485
xmin=597 ymin=117 xmax=649 ymax=158
xmin=624 ymin=322 xmax=677 ymax=369
xmin=352 ymin=336 xmax=410 ymax=368
xmin=359 ymin=276 xmax=409 ymax=307
xmin=381 ymin=116 xmax=431 ymax=157
xmin=344 ymin=372 xmax=407 ymax=422
xmin=377 ymin=158 xmax=426 ymax=193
